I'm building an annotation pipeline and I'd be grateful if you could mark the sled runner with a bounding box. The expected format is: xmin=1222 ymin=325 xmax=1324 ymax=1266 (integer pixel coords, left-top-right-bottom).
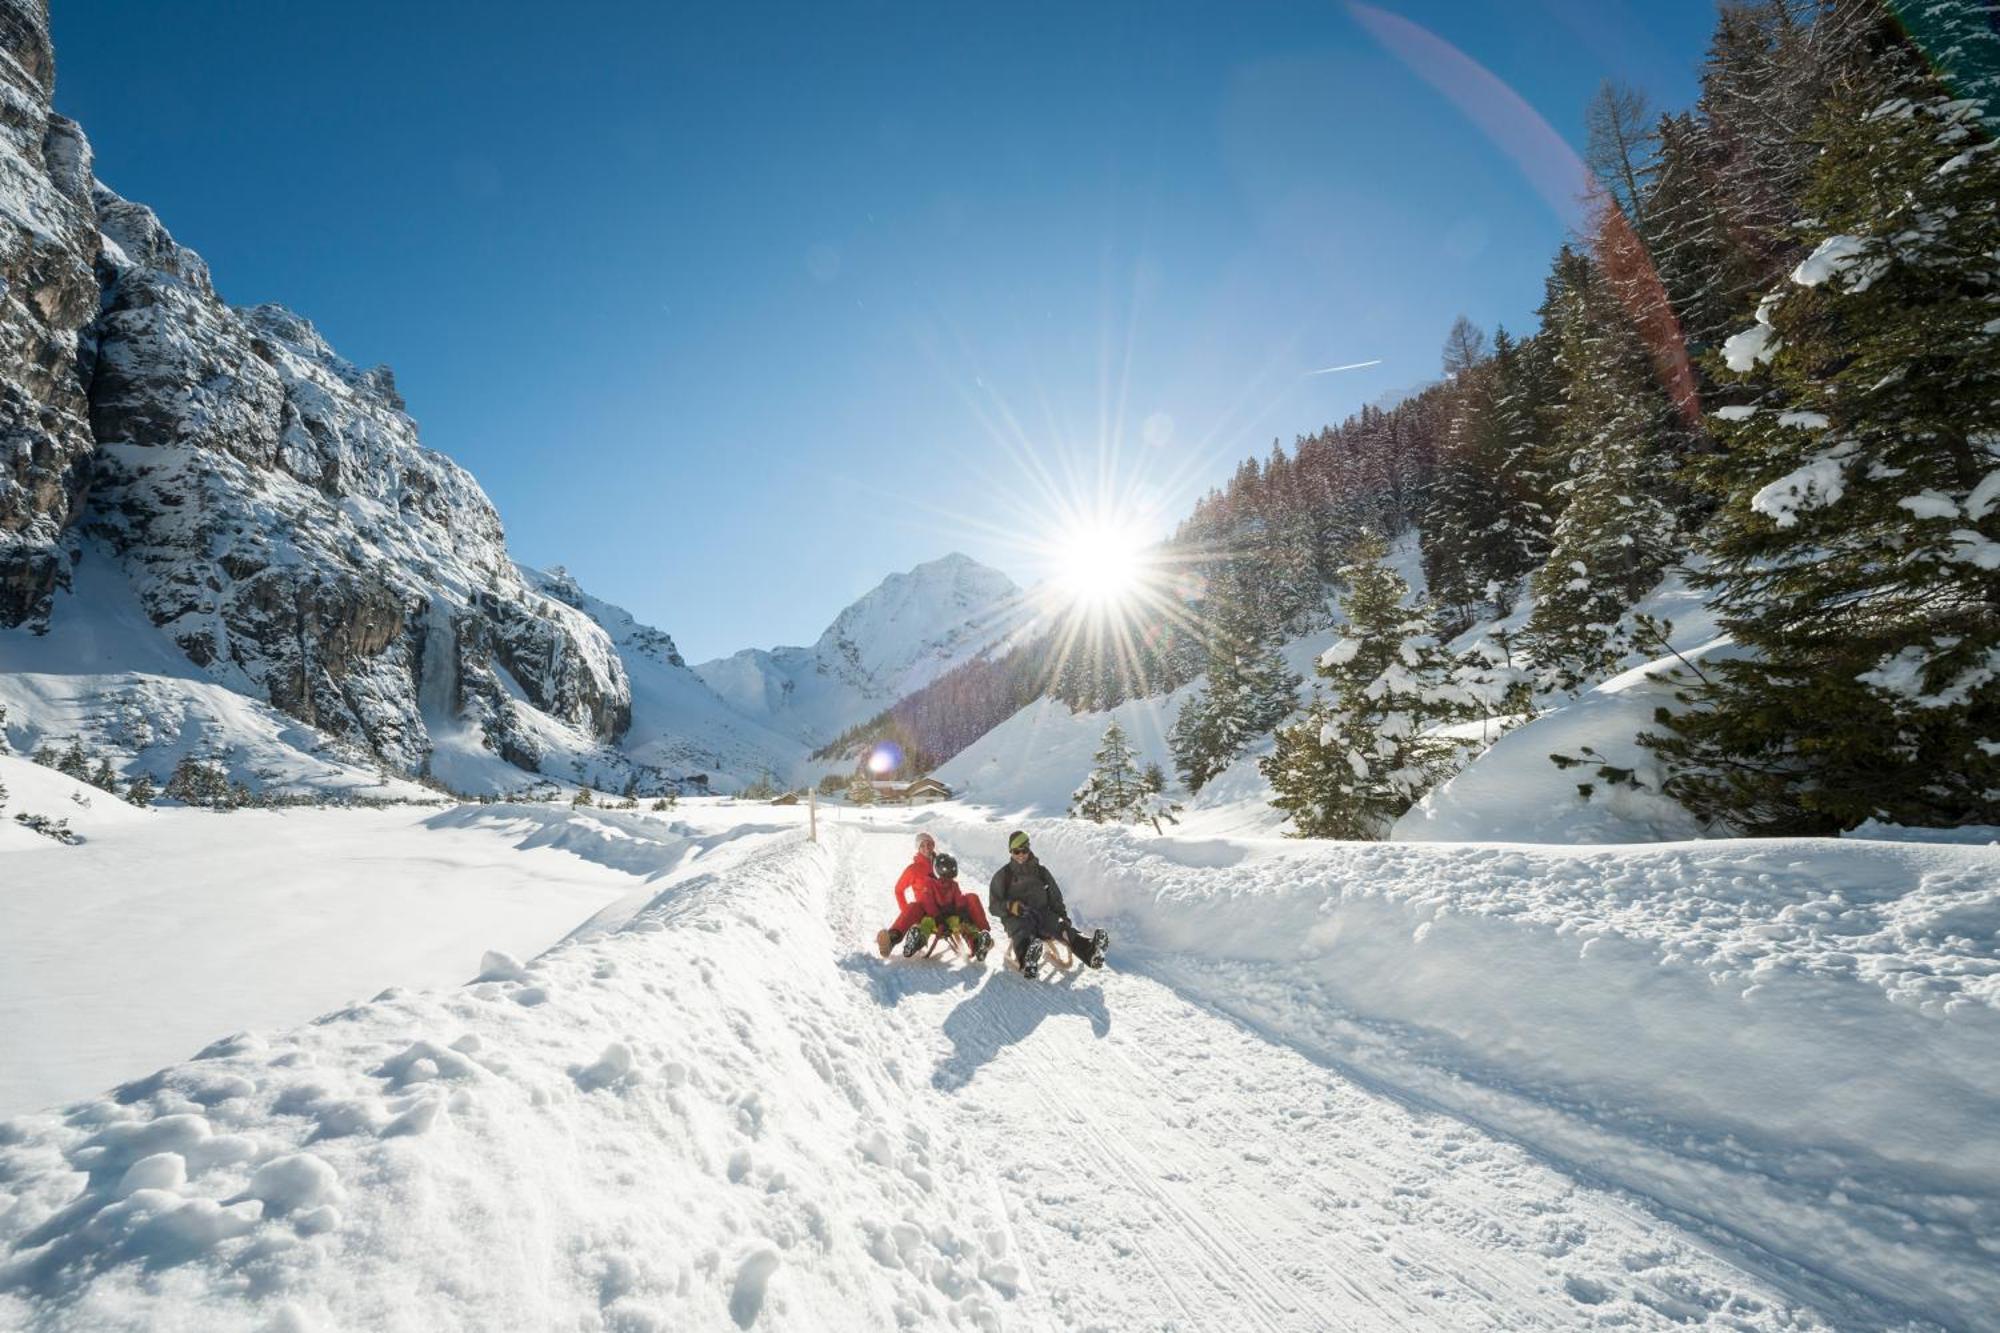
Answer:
xmin=1006 ymin=937 xmax=1075 ymax=972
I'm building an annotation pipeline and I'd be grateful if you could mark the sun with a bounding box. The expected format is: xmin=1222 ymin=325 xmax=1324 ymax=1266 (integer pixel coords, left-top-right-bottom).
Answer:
xmin=1054 ymin=518 xmax=1153 ymax=613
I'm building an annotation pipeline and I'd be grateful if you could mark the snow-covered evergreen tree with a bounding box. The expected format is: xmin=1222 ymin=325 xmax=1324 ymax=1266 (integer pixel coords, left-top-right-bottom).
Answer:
xmin=1264 ymin=532 xmax=1464 ymax=838
xmin=1523 ymin=232 xmax=1682 ymax=693
xmin=1426 ymin=327 xmax=1554 ymax=625
xmin=125 ymin=774 xmax=156 ymax=808
xmin=1169 ymin=574 xmax=1301 ymax=793
xmin=1069 ymin=719 xmax=1147 ymax=823
xmin=1168 ymin=687 xmax=1223 ymax=793
xmin=164 ymin=756 xmax=232 ymax=809
xmin=1647 ymin=12 xmax=2000 ymax=832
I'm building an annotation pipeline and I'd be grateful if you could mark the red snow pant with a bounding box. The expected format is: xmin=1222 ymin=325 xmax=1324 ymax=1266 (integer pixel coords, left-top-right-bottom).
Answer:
xmin=891 ymin=888 xmax=989 ymax=935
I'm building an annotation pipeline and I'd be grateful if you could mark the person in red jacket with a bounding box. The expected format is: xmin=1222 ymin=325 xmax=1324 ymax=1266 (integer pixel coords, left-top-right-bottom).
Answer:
xmin=875 ymin=837 xmax=993 ymax=961
xmin=891 ymin=832 xmax=937 ymax=916
xmin=877 ymin=833 xmax=939 ymax=958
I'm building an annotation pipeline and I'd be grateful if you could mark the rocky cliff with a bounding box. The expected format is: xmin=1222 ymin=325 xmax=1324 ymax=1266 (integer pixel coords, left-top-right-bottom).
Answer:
xmin=0 ymin=0 xmax=644 ymax=787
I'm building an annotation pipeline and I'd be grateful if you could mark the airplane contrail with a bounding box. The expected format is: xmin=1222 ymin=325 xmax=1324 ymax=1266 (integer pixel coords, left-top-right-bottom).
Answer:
xmin=1305 ymin=358 xmax=1383 ymax=376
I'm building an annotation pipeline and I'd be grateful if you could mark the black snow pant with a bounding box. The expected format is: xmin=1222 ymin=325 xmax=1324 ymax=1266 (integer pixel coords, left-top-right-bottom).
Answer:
xmin=1001 ymin=906 xmax=1093 ymax=967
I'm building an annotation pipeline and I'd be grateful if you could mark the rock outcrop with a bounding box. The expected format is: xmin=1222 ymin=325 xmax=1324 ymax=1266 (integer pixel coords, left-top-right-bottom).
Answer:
xmin=0 ymin=0 xmax=100 ymax=625
xmin=0 ymin=0 xmax=638 ymax=783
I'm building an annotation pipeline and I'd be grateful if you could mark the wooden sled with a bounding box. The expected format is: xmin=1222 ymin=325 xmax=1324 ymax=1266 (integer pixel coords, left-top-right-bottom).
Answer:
xmin=1003 ymin=937 xmax=1074 ymax=973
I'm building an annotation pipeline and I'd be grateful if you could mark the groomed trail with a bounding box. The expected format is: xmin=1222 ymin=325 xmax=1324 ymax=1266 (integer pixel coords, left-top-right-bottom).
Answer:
xmin=0 ymin=805 xmax=1960 ymax=1330
xmin=829 ymin=823 xmax=1851 ymax=1332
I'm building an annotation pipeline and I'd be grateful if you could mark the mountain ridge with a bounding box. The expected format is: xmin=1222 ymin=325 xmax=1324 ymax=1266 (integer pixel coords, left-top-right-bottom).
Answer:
xmin=692 ymin=551 xmax=1030 ymax=750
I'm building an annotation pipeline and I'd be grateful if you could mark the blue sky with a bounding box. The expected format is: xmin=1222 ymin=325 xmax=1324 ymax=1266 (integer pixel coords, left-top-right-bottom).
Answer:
xmin=52 ymin=1 xmax=1719 ymax=662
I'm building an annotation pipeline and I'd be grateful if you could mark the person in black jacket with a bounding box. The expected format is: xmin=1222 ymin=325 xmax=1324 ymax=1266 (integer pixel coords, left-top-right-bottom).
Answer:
xmin=987 ymin=830 xmax=1108 ymax=979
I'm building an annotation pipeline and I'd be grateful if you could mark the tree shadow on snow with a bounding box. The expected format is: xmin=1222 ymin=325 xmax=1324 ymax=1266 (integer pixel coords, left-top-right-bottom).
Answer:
xmin=932 ymin=972 xmax=1111 ymax=1093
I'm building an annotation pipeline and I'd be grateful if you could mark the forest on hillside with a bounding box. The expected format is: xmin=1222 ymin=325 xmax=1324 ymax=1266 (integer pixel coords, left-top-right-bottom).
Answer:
xmin=832 ymin=0 xmax=1999 ymax=838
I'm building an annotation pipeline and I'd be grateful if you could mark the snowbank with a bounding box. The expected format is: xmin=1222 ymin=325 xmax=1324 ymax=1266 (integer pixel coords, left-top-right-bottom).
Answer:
xmin=0 ymin=817 xmax=1022 ymax=1332
xmin=1391 ymin=646 xmax=1723 ymax=843
xmin=988 ymin=818 xmax=2000 ymax=1328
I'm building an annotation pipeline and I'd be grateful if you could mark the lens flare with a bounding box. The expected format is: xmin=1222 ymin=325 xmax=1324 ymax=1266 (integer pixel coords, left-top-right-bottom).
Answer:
xmin=865 ymin=742 xmax=902 ymax=776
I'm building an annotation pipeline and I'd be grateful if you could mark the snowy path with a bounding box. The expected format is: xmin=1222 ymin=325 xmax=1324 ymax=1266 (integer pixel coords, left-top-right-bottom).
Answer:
xmin=0 ymin=806 xmax=1955 ymax=1329
xmin=827 ymin=827 xmax=1847 ymax=1330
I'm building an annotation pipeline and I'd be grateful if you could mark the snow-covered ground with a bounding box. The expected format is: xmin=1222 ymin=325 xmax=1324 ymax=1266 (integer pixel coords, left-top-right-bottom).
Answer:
xmin=2 ymin=791 xmax=1992 ymax=1329
xmin=0 ymin=754 xmax=683 ymax=1115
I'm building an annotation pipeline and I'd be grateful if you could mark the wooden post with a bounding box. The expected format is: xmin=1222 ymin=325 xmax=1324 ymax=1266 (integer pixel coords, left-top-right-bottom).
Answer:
xmin=809 ymin=786 xmax=818 ymax=843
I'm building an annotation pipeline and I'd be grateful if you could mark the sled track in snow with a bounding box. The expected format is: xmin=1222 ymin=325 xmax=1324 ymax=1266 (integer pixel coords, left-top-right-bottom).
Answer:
xmin=827 ymin=821 xmax=1877 ymax=1331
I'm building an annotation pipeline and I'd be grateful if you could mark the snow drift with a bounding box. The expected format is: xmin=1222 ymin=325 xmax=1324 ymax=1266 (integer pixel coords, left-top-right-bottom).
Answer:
xmin=1002 ymin=818 xmax=2000 ymax=1327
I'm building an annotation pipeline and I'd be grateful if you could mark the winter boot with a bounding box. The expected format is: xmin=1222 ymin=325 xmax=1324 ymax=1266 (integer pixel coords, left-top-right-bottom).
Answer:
xmin=901 ymin=919 xmax=935 ymax=958
xmin=876 ymin=929 xmax=901 ymax=958
xmin=1086 ymin=929 xmax=1109 ymax=969
xmin=1021 ymin=938 xmax=1045 ymax=980
xmin=971 ymin=930 xmax=993 ymax=963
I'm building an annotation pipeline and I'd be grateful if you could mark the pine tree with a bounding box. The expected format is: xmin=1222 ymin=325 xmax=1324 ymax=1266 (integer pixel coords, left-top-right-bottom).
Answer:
xmin=1523 ymin=232 xmax=1681 ymax=692
xmin=573 ymin=786 xmax=595 ymax=808
xmin=164 ymin=756 xmax=231 ymax=808
xmin=56 ymin=739 xmax=88 ymax=780
xmin=1264 ymin=532 xmax=1463 ymax=837
xmin=1646 ymin=14 xmax=2000 ymax=832
xmin=125 ymin=774 xmax=156 ymax=808
xmin=1069 ymin=719 xmax=1147 ymax=823
xmin=1169 ymin=572 xmax=1301 ymax=792
xmin=89 ymin=758 xmax=119 ymax=795
xmin=1168 ymin=688 xmax=1224 ymax=793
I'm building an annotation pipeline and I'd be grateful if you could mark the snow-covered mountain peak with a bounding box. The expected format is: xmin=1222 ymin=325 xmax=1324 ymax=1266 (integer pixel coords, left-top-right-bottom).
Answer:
xmin=814 ymin=551 xmax=1019 ymax=663
xmin=694 ymin=552 xmax=1024 ymax=749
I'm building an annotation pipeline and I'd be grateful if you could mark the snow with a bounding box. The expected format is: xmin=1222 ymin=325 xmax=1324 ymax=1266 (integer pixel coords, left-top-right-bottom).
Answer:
xmin=1749 ymin=445 xmax=1855 ymax=528
xmin=1858 ymin=643 xmax=2000 ymax=709
xmin=520 ymin=567 xmax=810 ymax=790
xmin=1027 ymin=818 xmax=2000 ymax=1328
xmin=0 ymin=754 xmax=658 ymax=1115
xmin=1967 ymin=467 xmax=2000 ymax=520
xmin=1898 ymin=491 xmax=1960 ymax=520
xmin=1790 ymin=234 xmax=1887 ymax=291
xmin=1721 ymin=321 xmax=1778 ymax=373
xmin=1 ymin=802 xmax=1990 ymax=1328
xmin=937 ymin=532 xmax=1428 ymax=838
xmin=1949 ymin=526 xmax=2000 ymax=570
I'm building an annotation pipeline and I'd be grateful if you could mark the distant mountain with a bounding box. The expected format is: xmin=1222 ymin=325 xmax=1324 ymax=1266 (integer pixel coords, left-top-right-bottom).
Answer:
xmin=694 ymin=554 xmax=1031 ymax=748
xmin=521 ymin=567 xmax=806 ymax=788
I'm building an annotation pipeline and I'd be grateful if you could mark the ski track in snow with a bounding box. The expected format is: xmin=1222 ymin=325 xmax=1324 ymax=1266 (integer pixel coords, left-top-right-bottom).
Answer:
xmin=828 ymin=828 xmax=1868 ymax=1332
xmin=0 ymin=807 xmax=1954 ymax=1330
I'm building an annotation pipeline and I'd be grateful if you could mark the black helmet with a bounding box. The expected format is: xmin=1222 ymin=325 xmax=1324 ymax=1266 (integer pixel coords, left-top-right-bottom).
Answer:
xmin=933 ymin=851 xmax=959 ymax=879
